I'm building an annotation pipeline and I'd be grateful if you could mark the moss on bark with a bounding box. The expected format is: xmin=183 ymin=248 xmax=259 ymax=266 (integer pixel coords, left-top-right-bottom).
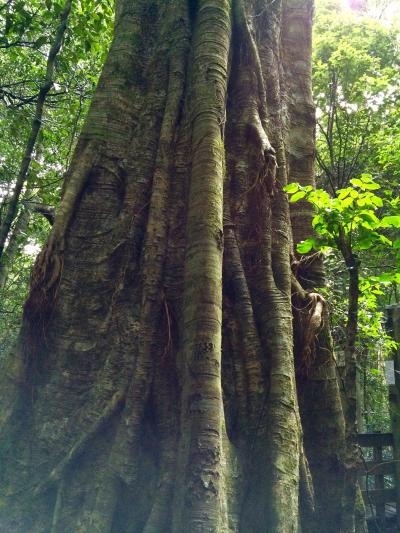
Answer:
xmin=0 ymin=1 xmax=348 ymax=531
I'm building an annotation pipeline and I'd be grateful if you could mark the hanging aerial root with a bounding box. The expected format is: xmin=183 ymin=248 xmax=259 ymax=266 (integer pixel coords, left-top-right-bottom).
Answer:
xmin=33 ymin=390 xmax=126 ymax=497
xmin=223 ymin=211 xmax=266 ymax=425
xmin=21 ymin=246 xmax=64 ymax=372
xmin=292 ymin=251 xmax=325 ymax=289
xmin=50 ymin=478 xmax=65 ymax=533
xmin=301 ymin=292 xmax=325 ymax=365
xmin=231 ymin=0 xmax=277 ymax=200
xmin=246 ymin=117 xmax=277 ymax=197
xmin=27 ymin=244 xmax=63 ymax=301
xmin=24 ymin=236 xmax=65 ymax=333
xmin=291 ymin=270 xmax=326 ymax=373
xmin=236 ymin=116 xmax=277 ymax=206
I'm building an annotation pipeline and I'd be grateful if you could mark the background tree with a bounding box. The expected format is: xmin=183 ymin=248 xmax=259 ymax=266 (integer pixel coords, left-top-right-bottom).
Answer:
xmin=0 ymin=0 xmax=113 ymax=357
xmin=286 ymin=175 xmax=400 ymax=530
xmin=302 ymin=2 xmax=400 ymax=528
xmin=313 ymin=0 xmax=400 ymax=435
xmin=0 ymin=1 xmax=350 ymax=532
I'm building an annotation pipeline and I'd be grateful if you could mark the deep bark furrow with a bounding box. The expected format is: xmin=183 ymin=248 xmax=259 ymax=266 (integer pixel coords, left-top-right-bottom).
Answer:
xmin=282 ymin=2 xmax=350 ymax=531
xmin=0 ymin=2 xmax=350 ymax=532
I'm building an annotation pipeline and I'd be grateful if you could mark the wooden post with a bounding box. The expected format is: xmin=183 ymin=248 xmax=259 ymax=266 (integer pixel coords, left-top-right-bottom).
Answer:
xmin=386 ymin=304 xmax=400 ymax=529
xmin=358 ymin=433 xmax=396 ymax=528
xmin=373 ymin=442 xmax=385 ymax=525
xmin=356 ymin=364 xmax=364 ymax=432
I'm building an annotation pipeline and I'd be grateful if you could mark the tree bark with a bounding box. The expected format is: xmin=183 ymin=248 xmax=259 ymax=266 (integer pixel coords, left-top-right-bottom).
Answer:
xmin=283 ymin=2 xmax=347 ymax=531
xmin=336 ymin=235 xmax=363 ymax=533
xmin=0 ymin=1 xmax=348 ymax=531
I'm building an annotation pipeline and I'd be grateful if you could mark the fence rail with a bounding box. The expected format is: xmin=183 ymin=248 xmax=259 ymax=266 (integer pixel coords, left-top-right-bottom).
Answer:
xmin=357 ymin=432 xmax=398 ymax=530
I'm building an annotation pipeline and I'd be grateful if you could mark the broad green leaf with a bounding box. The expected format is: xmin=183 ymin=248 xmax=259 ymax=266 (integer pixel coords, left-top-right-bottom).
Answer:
xmin=358 ymin=211 xmax=379 ymax=225
xmin=284 ymin=183 xmax=300 ymax=194
xmin=380 ymin=216 xmax=400 ymax=228
xmin=370 ymin=195 xmax=383 ymax=208
xmin=341 ymin=197 xmax=354 ymax=208
xmin=297 ymin=239 xmax=315 ymax=254
xmin=289 ymin=191 xmax=306 ymax=203
xmin=379 ymin=235 xmax=392 ymax=246
xmin=370 ymin=369 xmax=381 ymax=376
xmin=362 ymin=182 xmax=381 ymax=190
xmin=350 ymin=178 xmax=365 ymax=188
xmin=350 ymin=190 xmax=359 ymax=199
xmin=338 ymin=188 xmax=351 ymax=200
xmin=350 ymin=178 xmax=380 ymax=190
xmin=356 ymin=237 xmax=374 ymax=250
xmin=360 ymin=174 xmax=373 ymax=183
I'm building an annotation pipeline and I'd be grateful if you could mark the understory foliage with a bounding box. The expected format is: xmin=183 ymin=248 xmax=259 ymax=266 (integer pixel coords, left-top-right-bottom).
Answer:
xmin=0 ymin=0 xmax=113 ymax=356
xmin=312 ymin=0 xmax=400 ymax=432
xmin=0 ymin=0 xmax=398 ymax=532
xmin=286 ymin=175 xmax=400 ymax=429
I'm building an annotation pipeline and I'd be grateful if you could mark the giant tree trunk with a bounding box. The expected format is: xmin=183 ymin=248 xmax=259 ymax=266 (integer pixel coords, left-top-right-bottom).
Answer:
xmin=0 ymin=1 xmax=347 ymax=531
xmin=282 ymin=4 xmax=348 ymax=531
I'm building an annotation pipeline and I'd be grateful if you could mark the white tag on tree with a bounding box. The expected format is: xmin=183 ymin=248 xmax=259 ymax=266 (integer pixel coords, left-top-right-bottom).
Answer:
xmin=385 ymin=360 xmax=395 ymax=385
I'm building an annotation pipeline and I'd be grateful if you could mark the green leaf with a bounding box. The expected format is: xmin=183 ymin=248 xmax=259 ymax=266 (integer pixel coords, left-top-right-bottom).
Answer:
xmin=283 ymin=183 xmax=300 ymax=194
xmin=341 ymin=197 xmax=354 ymax=208
xmin=356 ymin=237 xmax=374 ymax=250
xmin=379 ymin=235 xmax=392 ymax=246
xmin=289 ymin=191 xmax=306 ymax=203
xmin=370 ymin=195 xmax=383 ymax=207
xmin=360 ymin=174 xmax=374 ymax=183
xmin=376 ymin=273 xmax=395 ymax=282
xmin=358 ymin=211 xmax=379 ymax=226
xmin=370 ymin=369 xmax=381 ymax=376
xmin=337 ymin=188 xmax=351 ymax=200
xmin=297 ymin=239 xmax=315 ymax=254
xmin=362 ymin=182 xmax=381 ymax=190
xmin=309 ymin=189 xmax=331 ymax=207
xmin=381 ymin=216 xmax=400 ymax=228
xmin=350 ymin=178 xmax=380 ymax=190
xmin=350 ymin=178 xmax=365 ymax=188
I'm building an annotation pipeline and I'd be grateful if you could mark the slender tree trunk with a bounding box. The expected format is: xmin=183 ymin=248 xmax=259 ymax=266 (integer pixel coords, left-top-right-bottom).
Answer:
xmin=284 ymin=2 xmax=347 ymax=531
xmin=0 ymin=191 xmax=53 ymax=290
xmin=387 ymin=305 xmax=400 ymax=531
xmin=0 ymin=0 xmax=71 ymax=260
xmin=0 ymin=202 xmax=31 ymax=289
xmin=0 ymin=1 xmax=348 ymax=531
xmin=338 ymin=236 xmax=364 ymax=533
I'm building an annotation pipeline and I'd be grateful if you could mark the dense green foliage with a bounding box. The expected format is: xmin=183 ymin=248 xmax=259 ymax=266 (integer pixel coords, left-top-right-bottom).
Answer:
xmin=0 ymin=0 xmax=113 ymax=355
xmin=310 ymin=0 xmax=400 ymax=431
xmin=0 ymin=0 xmax=399 ymax=434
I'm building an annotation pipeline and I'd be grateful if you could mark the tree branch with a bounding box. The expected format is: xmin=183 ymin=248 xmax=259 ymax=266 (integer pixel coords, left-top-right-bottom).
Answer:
xmin=0 ymin=0 xmax=72 ymax=261
xmin=30 ymin=202 xmax=55 ymax=225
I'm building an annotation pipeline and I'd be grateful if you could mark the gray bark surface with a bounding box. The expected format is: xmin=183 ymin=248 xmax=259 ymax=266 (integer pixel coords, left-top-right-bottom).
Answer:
xmin=0 ymin=1 xmax=347 ymax=531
